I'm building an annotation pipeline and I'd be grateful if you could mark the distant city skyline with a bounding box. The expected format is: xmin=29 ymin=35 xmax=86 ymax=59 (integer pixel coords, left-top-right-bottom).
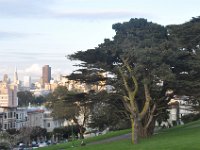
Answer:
xmin=0 ymin=0 xmax=200 ymax=80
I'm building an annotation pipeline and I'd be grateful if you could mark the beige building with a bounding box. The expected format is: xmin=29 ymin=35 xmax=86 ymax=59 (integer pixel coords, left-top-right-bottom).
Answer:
xmin=44 ymin=82 xmax=58 ymax=92
xmin=0 ymin=82 xmax=18 ymax=130
xmin=0 ymin=82 xmax=18 ymax=107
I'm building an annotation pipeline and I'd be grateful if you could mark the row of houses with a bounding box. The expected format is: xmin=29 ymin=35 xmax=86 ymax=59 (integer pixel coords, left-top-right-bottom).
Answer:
xmin=0 ymin=106 xmax=64 ymax=132
xmin=0 ymin=81 xmax=64 ymax=132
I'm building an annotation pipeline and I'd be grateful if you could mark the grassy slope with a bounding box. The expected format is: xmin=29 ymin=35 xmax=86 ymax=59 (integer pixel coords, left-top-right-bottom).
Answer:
xmin=39 ymin=120 xmax=200 ymax=150
xmin=38 ymin=129 xmax=131 ymax=150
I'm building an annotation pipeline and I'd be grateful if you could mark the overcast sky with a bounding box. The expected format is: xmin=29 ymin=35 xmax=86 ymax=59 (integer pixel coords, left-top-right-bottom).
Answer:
xmin=0 ymin=0 xmax=200 ymax=81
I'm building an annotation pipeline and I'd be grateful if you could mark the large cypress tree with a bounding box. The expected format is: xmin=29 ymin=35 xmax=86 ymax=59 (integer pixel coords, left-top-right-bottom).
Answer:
xmin=68 ymin=17 xmax=200 ymax=144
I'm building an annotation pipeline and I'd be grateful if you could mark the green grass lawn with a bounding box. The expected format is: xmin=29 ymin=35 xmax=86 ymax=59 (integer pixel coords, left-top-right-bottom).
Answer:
xmin=39 ymin=120 xmax=200 ymax=150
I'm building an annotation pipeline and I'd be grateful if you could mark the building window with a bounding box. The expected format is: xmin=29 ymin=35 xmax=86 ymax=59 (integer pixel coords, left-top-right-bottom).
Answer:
xmin=4 ymin=124 xmax=7 ymax=129
xmin=4 ymin=113 xmax=7 ymax=119
xmin=47 ymin=123 xmax=50 ymax=127
xmin=16 ymin=114 xmax=18 ymax=119
xmin=12 ymin=90 xmax=14 ymax=105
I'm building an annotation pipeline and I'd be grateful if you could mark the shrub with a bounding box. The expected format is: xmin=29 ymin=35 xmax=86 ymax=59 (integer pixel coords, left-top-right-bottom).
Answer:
xmin=0 ymin=142 xmax=10 ymax=150
xmin=181 ymin=113 xmax=200 ymax=124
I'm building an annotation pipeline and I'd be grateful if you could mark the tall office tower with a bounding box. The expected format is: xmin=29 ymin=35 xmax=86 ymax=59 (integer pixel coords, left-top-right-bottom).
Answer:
xmin=13 ymin=67 xmax=18 ymax=85
xmin=23 ymin=76 xmax=31 ymax=88
xmin=42 ymin=65 xmax=51 ymax=84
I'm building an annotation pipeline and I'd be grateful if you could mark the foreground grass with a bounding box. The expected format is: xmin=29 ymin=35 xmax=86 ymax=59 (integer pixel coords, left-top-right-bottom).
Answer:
xmin=39 ymin=120 xmax=200 ymax=150
xmin=38 ymin=129 xmax=131 ymax=150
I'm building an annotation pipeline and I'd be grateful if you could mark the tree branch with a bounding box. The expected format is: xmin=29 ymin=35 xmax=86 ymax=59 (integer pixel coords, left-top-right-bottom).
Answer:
xmin=145 ymin=104 xmax=156 ymax=129
xmin=139 ymin=83 xmax=152 ymax=119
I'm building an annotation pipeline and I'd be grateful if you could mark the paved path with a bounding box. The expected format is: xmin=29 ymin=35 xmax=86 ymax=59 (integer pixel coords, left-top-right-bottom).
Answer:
xmin=88 ymin=133 xmax=131 ymax=145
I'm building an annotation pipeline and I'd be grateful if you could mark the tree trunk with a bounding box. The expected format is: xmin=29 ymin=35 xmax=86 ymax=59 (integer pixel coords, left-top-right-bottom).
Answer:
xmin=72 ymin=118 xmax=85 ymax=139
xmin=133 ymin=117 xmax=139 ymax=144
xmin=131 ymin=118 xmax=134 ymax=144
xmin=79 ymin=125 xmax=84 ymax=139
xmin=139 ymin=118 xmax=156 ymax=138
xmin=131 ymin=116 xmax=140 ymax=144
xmin=146 ymin=118 xmax=156 ymax=137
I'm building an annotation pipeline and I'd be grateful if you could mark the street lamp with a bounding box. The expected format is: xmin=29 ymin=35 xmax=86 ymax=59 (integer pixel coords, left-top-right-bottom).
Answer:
xmin=71 ymin=120 xmax=74 ymax=147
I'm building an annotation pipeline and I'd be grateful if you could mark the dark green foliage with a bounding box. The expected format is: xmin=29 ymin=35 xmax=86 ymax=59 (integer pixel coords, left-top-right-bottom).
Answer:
xmin=67 ymin=69 xmax=108 ymax=85
xmin=181 ymin=113 xmax=200 ymax=124
xmin=30 ymin=126 xmax=47 ymax=141
xmin=89 ymin=103 xmax=130 ymax=131
xmin=6 ymin=128 xmax=19 ymax=135
xmin=34 ymin=95 xmax=47 ymax=105
xmin=17 ymin=91 xmax=47 ymax=106
xmin=191 ymin=99 xmax=200 ymax=112
xmin=0 ymin=142 xmax=10 ymax=150
xmin=88 ymin=103 xmax=118 ymax=131
xmin=17 ymin=91 xmax=35 ymax=106
xmin=53 ymin=125 xmax=80 ymax=139
xmin=46 ymin=86 xmax=93 ymax=139
xmin=167 ymin=17 xmax=200 ymax=49
xmin=85 ymin=90 xmax=128 ymax=131
xmin=46 ymin=86 xmax=90 ymax=120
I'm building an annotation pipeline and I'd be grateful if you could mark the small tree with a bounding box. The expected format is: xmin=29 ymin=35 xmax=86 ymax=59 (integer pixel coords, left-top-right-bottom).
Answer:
xmin=17 ymin=91 xmax=35 ymax=106
xmin=30 ymin=126 xmax=47 ymax=141
xmin=46 ymin=86 xmax=93 ymax=139
xmin=18 ymin=127 xmax=33 ymax=146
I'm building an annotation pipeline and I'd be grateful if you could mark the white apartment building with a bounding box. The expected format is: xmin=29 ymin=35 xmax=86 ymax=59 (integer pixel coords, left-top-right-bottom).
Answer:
xmin=0 ymin=112 xmax=4 ymax=130
xmin=16 ymin=108 xmax=28 ymax=129
xmin=26 ymin=106 xmax=64 ymax=132
xmin=0 ymin=107 xmax=17 ymax=130
xmin=27 ymin=108 xmax=45 ymax=128
xmin=43 ymin=111 xmax=63 ymax=132
xmin=23 ymin=76 xmax=31 ymax=90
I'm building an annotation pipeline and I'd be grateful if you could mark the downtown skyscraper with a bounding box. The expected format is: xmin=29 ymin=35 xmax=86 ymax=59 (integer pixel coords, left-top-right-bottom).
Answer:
xmin=42 ymin=65 xmax=51 ymax=85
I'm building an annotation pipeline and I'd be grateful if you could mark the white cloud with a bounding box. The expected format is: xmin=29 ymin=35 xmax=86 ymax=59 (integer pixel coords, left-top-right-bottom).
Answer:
xmin=24 ymin=64 xmax=41 ymax=76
